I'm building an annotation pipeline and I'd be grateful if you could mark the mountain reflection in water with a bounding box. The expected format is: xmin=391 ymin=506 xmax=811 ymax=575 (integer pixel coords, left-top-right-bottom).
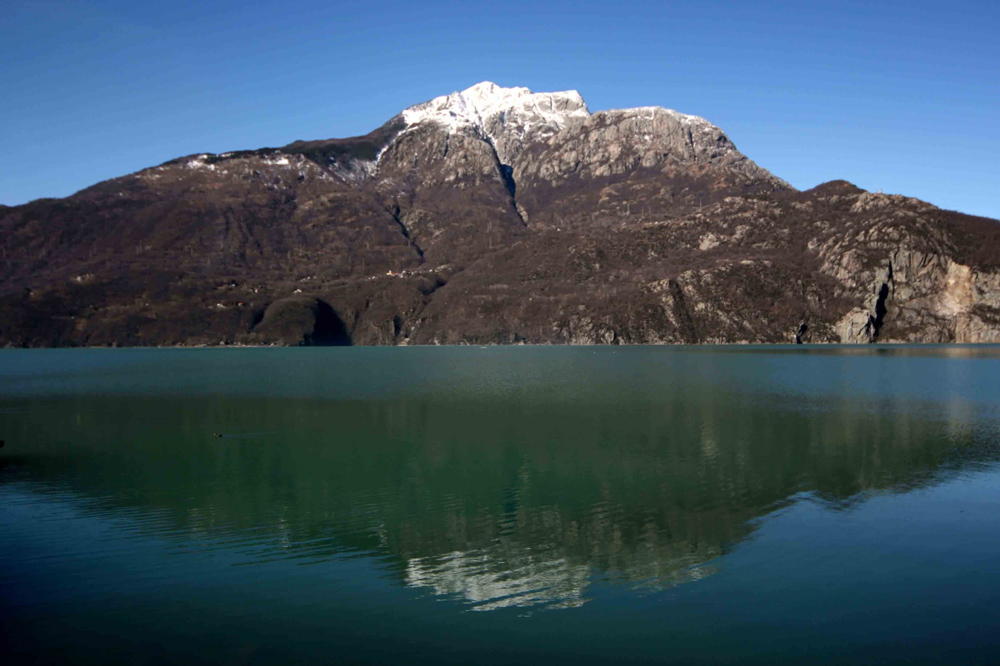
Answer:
xmin=3 ymin=347 xmax=998 ymax=615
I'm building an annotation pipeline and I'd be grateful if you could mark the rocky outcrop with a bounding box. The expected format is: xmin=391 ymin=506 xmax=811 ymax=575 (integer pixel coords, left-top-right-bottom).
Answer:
xmin=829 ymin=247 xmax=1000 ymax=344
xmin=1 ymin=83 xmax=998 ymax=347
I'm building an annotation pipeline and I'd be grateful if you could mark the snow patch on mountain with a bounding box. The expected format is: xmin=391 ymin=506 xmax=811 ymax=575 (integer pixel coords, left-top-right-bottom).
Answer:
xmin=402 ymin=81 xmax=589 ymax=137
xmin=395 ymin=82 xmax=590 ymax=164
xmin=619 ymin=106 xmax=709 ymax=126
xmin=184 ymin=155 xmax=216 ymax=170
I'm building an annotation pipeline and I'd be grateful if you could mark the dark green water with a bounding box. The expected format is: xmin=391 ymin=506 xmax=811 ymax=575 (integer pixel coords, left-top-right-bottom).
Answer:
xmin=2 ymin=346 xmax=1000 ymax=665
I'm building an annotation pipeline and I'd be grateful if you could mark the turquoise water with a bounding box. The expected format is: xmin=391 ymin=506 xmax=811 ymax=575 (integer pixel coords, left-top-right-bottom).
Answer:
xmin=2 ymin=346 xmax=1000 ymax=664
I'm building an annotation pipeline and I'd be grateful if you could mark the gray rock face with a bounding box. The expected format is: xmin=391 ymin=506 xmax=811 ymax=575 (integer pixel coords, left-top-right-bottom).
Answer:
xmin=1 ymin=83 xmax=998 ymax=347
xmin=516 ymin=107 xmax=782 ymax=186
xmin=832 ymin=249 xmax=1000 ymax=344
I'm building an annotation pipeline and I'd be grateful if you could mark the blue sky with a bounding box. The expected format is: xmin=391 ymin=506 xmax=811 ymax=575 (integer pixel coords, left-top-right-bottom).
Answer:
xmin=3 ymin=0 xmax=998 ymax=218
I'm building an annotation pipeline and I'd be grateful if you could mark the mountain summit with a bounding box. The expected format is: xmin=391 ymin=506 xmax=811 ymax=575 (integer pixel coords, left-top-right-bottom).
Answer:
xmin=393 ymin=82 xmax=769 ymax=182
xmin=2 ymin=83 xmax=999 ymax=346
xmin=403 ymin=82 xmax=588 ymax=137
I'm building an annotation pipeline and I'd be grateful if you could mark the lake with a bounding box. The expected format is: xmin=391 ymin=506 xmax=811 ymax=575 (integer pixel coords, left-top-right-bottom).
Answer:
xmin=2 ymin=346 xmax=1000 ymax=665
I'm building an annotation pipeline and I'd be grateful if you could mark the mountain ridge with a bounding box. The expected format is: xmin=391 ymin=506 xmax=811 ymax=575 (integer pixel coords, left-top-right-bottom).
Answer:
xmin=2 ymin=82 xmax=999 ymax=347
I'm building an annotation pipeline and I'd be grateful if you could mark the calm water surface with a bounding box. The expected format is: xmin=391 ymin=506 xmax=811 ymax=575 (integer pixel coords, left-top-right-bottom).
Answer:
xmin=2 ymin=346 xmax=1000 ymax=665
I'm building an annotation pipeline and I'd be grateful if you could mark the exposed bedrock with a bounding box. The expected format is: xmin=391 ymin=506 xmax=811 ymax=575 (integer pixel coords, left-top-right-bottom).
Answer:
xmin=832 ymin=249 xmax=1000 ymax=344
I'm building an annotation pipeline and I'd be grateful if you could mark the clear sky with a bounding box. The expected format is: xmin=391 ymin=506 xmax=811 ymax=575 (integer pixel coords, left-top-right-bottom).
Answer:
xmin=3 ymin=0 xmax=998 ymax=218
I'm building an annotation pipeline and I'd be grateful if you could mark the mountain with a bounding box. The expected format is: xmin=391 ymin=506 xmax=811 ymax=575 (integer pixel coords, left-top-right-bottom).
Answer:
xmin=2 ymin=82 xmax=999 ymax=347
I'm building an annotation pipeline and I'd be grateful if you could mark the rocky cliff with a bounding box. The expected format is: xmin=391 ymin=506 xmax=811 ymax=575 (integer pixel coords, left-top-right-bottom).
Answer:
xmin=2 ymin=82 xmax=998 ymax=346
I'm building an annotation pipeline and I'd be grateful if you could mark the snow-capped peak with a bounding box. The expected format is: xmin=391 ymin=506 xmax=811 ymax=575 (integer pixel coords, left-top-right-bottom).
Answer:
xmin=399 ymin=82 xmax=590 ymax=163
xmin=402 ymin=81 xmax=589 ymax=135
